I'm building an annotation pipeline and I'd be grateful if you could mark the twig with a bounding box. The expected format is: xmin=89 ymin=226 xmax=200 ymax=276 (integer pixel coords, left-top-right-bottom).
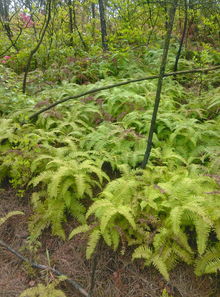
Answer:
xmin=28 ymin=65 xmax=220 ymax=121
xmin=0 ymin=239 xmax=90 ymax=297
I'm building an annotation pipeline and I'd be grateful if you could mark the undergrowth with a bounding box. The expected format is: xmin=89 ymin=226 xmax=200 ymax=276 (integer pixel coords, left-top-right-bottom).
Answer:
xmin=0 ymin=50 xmax=220 ymax=280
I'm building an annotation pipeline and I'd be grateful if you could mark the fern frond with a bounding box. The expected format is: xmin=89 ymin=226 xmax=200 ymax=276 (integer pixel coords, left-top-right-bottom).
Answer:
xmin=100 ymin=207 xmax=118 ymax=233
xmin=169 ymin=206 xmax=184 ymax=235
xmin=29 ymin=170 xmax=53 ymax=187
xmin=117 ymin=206 xmax=136 ymax=229
xmin=195 ymin=243 xmax=220 ymax=275
xmin=0 ymin=211 xmax=24 ymax=227
xmin=132 ymin=245 xmax=152 ymax=260
xmin=152 ymin=255 xmax=169 ymax=281
xmin=86 ymin=228 xmax=101 ymax=259
xmin=69 ymin=224 xmax=90 ymax=240
xmin=194 ymin=218 xmax=211 ymax=255
xmin=172 ymin=242 xmax=193 ymax=265
xmin=86 ymin=199 xmax=112 ymax=219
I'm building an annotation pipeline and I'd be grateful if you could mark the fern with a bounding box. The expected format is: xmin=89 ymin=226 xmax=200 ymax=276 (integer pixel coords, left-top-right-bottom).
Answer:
xmin=195 ymin=243 xmax=220 ymax=275
xmin=0 ymin=211 xmax=24 ymax=227
xmin=86 ymin=228 xmax=101 ymax=259
xmin=19 ymin=278 xmax=67 ymax=297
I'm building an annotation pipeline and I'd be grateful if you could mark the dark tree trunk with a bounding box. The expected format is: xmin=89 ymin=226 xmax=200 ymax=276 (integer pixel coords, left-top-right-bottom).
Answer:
xmin=91 ymin=2 xmax=96 ymax=38
xmin=141 ymin=0 xmax=178 ymax=169
xmin=72 ymin=1 xmax=88 ymax=50
xmin=173 ymin=0 xmax=188 ymax=73
xmin=68 ymin=0 xmax=74 ymax=47
xmin=98 ymin=0 xmax=108 ymax=51
xmin=0 ymin=0 xmax=19 ymax=52
xmin=22 ymin=0 xmax=52 ymax=93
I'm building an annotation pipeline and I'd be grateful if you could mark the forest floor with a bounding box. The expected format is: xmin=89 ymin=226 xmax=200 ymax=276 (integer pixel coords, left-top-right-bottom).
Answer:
xmin=0 ymin=186 xmax=220 ymax=297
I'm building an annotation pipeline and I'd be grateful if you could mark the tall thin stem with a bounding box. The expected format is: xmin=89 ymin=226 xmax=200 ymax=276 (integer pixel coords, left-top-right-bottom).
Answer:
xmin=141 ymin=0 xmax=178 ymax=169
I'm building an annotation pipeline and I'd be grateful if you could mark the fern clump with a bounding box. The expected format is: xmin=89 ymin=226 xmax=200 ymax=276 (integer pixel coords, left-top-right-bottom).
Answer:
xmin=19 ymin=277 xmax=67 ymax=297
xmin=29 ymin=147 xmax=109 ymax=240
xmin=69 ymin=166 xmax=220 ymax=280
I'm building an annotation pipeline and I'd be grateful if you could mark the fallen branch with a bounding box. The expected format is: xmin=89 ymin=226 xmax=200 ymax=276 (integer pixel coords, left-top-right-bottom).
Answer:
xmin=0 ymin=239 xmax=90 ymax=297
xmin=29 ymin=65 xmax=220 ymax=121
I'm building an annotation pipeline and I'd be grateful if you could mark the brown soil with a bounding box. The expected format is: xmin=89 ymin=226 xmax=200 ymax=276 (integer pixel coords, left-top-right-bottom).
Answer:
xmin=0 ymin=187 xmax=219 ymax=297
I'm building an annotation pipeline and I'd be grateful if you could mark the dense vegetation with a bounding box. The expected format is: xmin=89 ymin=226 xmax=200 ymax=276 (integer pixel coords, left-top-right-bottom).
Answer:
xmin=0 ymin=0 xmax=220 ymax=296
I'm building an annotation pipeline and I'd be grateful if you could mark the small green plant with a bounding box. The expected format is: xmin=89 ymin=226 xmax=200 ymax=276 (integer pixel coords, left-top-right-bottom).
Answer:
xmin=19 ymin=277 xmax=67 ymax=297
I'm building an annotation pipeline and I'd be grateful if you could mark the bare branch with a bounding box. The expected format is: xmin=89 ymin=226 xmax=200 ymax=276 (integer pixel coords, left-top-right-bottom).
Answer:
xmin=29 ymin=65 xmax=220 ymax=121
xmin=0 ymin=239 xmax=90 ymax=297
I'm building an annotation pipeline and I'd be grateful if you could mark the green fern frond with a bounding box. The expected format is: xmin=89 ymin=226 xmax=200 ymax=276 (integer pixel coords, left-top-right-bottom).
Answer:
xmin=69 ymin=224 xmax=90 ymax=240
xmin=102 ymin=227 xmax=112 ymax=246
xmin=194 ymin=218 xmax=211 ymax=255
xmin=0 ymin=211 xmax=24 ymax=227
xmin=117 ymin=205 xmax=136 ymax=229
xmin=152 ymin=255 xmax=169 ymax=281
xmin=172 ymin=242 xmax=193 ymax=265
xmin=132 ymin=245 xmax=152 ymax=260
xmin=169 ymin=206 xmax=184 ymax=235
xmin=195 ymin=243 xmax=220 ymax=275
xmin=19 ymin=278 xmax=67 ymax=297
xmin=100 ymin=207 xmax=118 ymax=233
xmin=86 ymin=228 xmax=101 ymax=259
xmin=29 ymin=170 xmax=53 ymax=187
xmin=47 ymin=167 xmax=74 ymax=198
xmin=111 ymin=228 xmax=120 ymax=251
xmin=86 ymin=199 xmax=112 ymax=219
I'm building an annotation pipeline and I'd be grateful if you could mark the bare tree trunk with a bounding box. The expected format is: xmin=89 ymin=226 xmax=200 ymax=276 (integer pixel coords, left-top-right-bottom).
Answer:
xmin=141 ymin=0 xmax=178 ymax=169
xmin=0 ymin=0 xmax=19 ymax=52
xmin=22 ymin=0 xmax=52 ymax=93
xmin=91 ymin=2 xmax=96 ymax=39
xmin=98 ymin=0 xmax=108 ymax=51
xmin=173 ymin=0 xmax=188 ymax=73
xmin=72 ymin=1 xmax=88 ymax=50
xmin=68 ymin=0 xmax=74 ymax=47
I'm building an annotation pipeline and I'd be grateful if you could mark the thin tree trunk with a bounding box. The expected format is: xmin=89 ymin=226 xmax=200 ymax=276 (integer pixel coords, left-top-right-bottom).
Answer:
xmin=22 ymin=0 xmax=52 ymax=93
xmin=0 ymin=0 xmax=19 ymax=52
xmin=72 ymin=1 xmax=88 ymax=50
xmin=141 ymin=0 xmax=178 ymax=169
xmin=98 ymin=0 xmax=108 ymax=51
xmin=68 ymin=0 xmax=74 ymax=47
xmin=91 ymin=3 xmax=96 ymax=39
xmin=173 ymin=0 xmax=188 ymax=73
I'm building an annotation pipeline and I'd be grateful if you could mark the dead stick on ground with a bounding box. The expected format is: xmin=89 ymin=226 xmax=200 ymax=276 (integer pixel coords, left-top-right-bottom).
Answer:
xmin=0 ymin=239 xmax=90 ymax=297
xmin=29 ymin=65 xmax=220 ymax=121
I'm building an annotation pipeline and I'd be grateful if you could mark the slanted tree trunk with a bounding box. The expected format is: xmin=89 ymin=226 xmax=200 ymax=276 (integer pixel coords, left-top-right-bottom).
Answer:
xmin=141 ymin=0 xmax=178 ymax=169
xmin=173 ymin=0 xmax=188 ymax=73
xmin=0 ymin=0 xmax=19 ymax=52
xmin=22 ymin=0 xmax=52 ymax=93
xmin=72 ymin=1 xmax=88 ymax=50
xmin=98 ymin=0 xmax=108 ymax=51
